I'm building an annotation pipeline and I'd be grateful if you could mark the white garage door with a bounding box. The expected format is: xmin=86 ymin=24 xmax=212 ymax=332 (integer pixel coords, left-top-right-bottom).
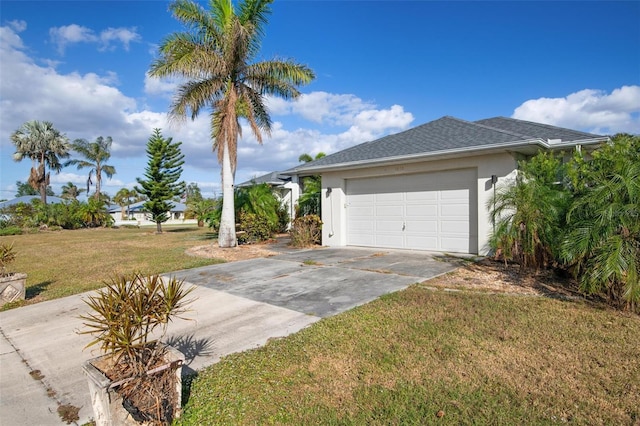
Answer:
xmin=346 ymin=169 xmax=477 ymax=253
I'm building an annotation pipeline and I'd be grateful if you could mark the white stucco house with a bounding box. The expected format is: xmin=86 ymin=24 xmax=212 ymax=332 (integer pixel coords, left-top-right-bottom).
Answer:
xmin=285 ymin=116 xmax=608 ymax=255
xmin=108 ymin=201 xmax=194 ymax=226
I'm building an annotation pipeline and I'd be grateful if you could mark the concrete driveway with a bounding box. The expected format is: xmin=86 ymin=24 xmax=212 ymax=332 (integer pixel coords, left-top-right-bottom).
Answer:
xmin=0 ymin=246 xmax=460 ymax=425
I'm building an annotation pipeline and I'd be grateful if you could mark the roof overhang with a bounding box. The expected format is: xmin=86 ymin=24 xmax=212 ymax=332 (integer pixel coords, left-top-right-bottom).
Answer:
xmin=287 ymin=136 xmax=609 ymax=176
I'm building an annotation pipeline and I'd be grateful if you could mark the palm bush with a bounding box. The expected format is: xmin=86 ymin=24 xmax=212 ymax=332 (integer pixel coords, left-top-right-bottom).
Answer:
xmin=78 ymin=198 xmax=112 ymax=228
xmin=208 ymin=183 xmax=285 ymax=240
xmin=297 ymin=177 xmax=321 ymax=217
xmin=489 ymin=152 xmax=569 ymax=269
xmin=187 ymin=198 xmax=217 ymax=227
xmin=235 ymin=183 xmax=282 ymax=229
xmin=561 ymin=134 xmax=640 ymax=310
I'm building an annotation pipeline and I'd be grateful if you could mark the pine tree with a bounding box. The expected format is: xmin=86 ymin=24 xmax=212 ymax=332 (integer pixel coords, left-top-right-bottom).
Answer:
xmin=135 ymin=129 xmax=185 ymax=233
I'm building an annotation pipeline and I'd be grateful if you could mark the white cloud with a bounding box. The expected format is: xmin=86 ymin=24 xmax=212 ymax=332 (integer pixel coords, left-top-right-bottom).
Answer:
xmin=49 ymin=24 xmax=140 ymax=55
xmin=8 ymin=20 xmax=27 ymax=32
xmin=99 ymin=27 xmax=140 ymax=51
xmin=143 ymin=73 xmax=183 ymax=97
xmin=512 ymin=85 xmax=640 ymax=134
xmin=50 ymin=172 xmax=88 ymax=185
xmin=268 ymin=91 xmax=376 ymax=126
xmin=352 ymin=104 xmax=414 ymax=135
xmin=49 ymin=24 xmax=97 ymax=54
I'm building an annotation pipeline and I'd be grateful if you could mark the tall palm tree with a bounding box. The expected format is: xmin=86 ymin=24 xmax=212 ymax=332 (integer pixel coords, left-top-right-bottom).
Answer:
xmin=149 ymin=0 xmax=315 ymax=247
xmin=11 ymin=120 xmax=70 ymax=204
xmin=61 ymin=182 xmax=85 ymax=200
xmin=66 ymin=136 xmax=116 ymax=200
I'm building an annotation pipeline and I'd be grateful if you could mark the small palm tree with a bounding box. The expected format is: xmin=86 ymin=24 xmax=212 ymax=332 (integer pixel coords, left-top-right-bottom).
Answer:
xmin=297 ymin=152 xmax=326 ymax=216
xmin=113 ymin=188 xmax=137 ymax=220
xmin=79 ymin=198 xmax=112 ymax=228
xmin=187 ymin=198 xmax=217 ymax=227
xmin=66 ymin=136 xmax=116 ymax=200
xmin=11 ymin=120 xmax=71 ymax=204
xmin=150 ymin=0 xmax=315 ymax=248
xmin=60 ymin=182 xmax=85 ymax=200
xmin=489 ymin=152 xmax=569 ymax=269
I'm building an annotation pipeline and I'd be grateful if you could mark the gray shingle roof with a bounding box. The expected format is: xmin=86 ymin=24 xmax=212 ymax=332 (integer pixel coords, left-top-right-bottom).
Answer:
xmin=237 ymin=171 xmax=291 ymax=187
xmin=288 ymin=116 xmax=606 ymax=173
xmin=475 ymin=116 xmax=601 ymax=142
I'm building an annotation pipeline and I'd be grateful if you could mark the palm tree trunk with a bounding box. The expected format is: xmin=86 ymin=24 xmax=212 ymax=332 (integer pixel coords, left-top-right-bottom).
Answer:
xmin=95 ymin=168 xmax=101 ymax=199
xmin=218 ymin=142 xmax=236 ymax=248
xmin=39 ymin=153 xmax=47 ymax=204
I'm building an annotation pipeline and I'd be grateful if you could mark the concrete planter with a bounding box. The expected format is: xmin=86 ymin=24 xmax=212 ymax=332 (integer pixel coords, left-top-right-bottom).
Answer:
xmin=82 ymin=344 xmax=184 ymax=426
xmin=0 ymin=273 xmax=26 ymax=307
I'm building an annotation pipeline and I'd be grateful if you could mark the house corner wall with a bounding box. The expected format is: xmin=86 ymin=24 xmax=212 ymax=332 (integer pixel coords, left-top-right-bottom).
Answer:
xmin=475 ymin=153 xmax=519 ymax=255
xmin=321 ymin=176 xmax=346 ymax=247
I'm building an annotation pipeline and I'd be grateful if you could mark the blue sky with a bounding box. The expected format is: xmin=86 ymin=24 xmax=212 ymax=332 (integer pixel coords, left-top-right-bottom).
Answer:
xmin=1 ymin=0 xmax=639 ymax=200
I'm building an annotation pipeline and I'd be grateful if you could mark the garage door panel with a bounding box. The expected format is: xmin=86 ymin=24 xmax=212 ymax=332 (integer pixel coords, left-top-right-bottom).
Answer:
xmin=406 ymin=219 xmax=438 ymax=233
xmin=440 ymin=219 xmax=469 ymax=233
xmin=350 ymin=234 xmax=375 ymax=246
xmin=376 ymin=192 xmax=404 ymax=202
xmin=405 ymin=191 xmax=438 ymax=201
xmin=440 ymin=237 xmax=469 ymax=252
xmin=405 ymin=204 xmax=437 ymax=218
xmin=350 ymin=220 xmax=374 ymax=232
xmin=374 ymin=234 xmax=405 ymax=248
xmin=440 ymin=188 xmax=469 ymax=200
xmin=406 ymin=235 xmax=438 ymax=250
xmin=377 ymin=220 xmax=403 ymax=232
xmin=440 ymin=203 xmax=469 ymax=217
xmin=376 ymin=205 xmax=404 ymax=217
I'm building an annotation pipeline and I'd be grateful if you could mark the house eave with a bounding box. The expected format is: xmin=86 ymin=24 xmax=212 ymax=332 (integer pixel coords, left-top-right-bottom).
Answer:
xmin=289 ymin=137 xmax=609 ymax=176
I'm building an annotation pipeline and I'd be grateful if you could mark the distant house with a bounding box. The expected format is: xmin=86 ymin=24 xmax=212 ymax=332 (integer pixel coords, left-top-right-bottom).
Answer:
xmin=237 ymin=171 xmax=300 ymax=223
xmin=108 ymin=201 xmax=192 ymax=225
xmin=286 ymin=116 xmax=609 ymax=255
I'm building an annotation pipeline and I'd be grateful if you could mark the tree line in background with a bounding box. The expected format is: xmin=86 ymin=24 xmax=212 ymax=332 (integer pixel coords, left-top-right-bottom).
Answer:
xmin=4 ymin=123 xmax=190 ymax=233
xmin=489 ymin=133 xmax=639 ymax=312
xmin=4 ymin=118 xmax=324 ymax=244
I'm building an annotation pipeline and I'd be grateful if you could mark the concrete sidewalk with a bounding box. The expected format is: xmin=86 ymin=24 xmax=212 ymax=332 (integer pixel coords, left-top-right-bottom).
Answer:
xmin=0 ymin=246 xmax=460 ymax=425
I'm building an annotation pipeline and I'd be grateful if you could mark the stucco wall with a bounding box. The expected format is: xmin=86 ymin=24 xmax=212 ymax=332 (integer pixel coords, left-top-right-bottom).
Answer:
xmin=319 ymin=152 xmax=517 ymax=255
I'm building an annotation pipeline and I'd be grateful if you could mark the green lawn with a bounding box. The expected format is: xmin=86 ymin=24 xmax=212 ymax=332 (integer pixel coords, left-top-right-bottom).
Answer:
xmin=0 ymin=225 xmax=221 ymax=309
xmin=178 ymin=282 xmax=640 ymax=425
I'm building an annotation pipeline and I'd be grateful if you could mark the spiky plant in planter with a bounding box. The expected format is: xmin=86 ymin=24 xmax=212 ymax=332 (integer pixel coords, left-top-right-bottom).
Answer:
xmin=0 ymin=243 xmax=17 ymax=277
xmin=80 ymin=273 xmax=194 ymax=425
xmin=0 ymin=242 xmax=27 ymax=307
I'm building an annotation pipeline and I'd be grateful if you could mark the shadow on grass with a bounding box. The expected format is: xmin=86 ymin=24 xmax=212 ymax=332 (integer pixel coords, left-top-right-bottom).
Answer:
xmin=26 ymin=280 xmax=53 ymax=299
xmin=191 ymin=232 xmax=218 ymax=241
xmin=165 ymin=227 xmax=202 ymax=233
xmin=165 ymin=333 xmax=214 ymax=406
